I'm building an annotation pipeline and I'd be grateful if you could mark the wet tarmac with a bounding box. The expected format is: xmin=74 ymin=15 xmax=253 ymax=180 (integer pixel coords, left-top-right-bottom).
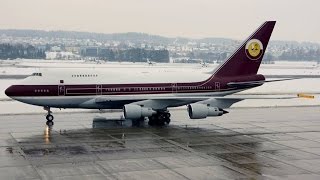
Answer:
xmin=1 ymin=107 xmax=320 ymax=179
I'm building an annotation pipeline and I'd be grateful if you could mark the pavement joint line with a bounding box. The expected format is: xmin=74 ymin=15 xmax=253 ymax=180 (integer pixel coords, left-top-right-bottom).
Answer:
xmin=215 ymin=153 xmax=315 ymax=177
xmin=141 ymin=128 xmax=232 ymax=164
xmin=221 ymin=139 xmax=320 ymax=175
xmin=93 ymin=161 xmax=119 ymax=180
xmin=164 ymin=138 xmax=229 ymax=164
xmin=152 ymin=158 xmax=193 ymax=180
xmin=220 ymin=164 xmax=252 ymax=178
xmin=286 ymin=132 xmax=320 ymax=143
xmin=106 ymin=134 xmax=120 ymax=140
xmin=97 ymin=158 xmax=169 ymax=173
xmin=7 ymin=132 xmax=43 ymax=180
xmin=253 ymin=149 xmax=319 ymax=175
xmin=221 ymin=162 xmax=262 ymax=178
xmin=263 ymin=142 xmax=320 ymax=159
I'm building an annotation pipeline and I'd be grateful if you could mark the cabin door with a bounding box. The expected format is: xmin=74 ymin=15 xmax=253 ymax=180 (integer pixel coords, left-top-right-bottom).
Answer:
xmin=58 ymin=85 xmax=65 ymax=96
xmin=215 ymin=82 xmax=220 ymax=91
xmin=171 ymin=83 xmax=178 ymax=93
xmin=96 ymin=85 xmax=102 ymax=95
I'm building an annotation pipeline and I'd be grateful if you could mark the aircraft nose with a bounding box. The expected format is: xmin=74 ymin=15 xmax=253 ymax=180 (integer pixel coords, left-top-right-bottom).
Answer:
xmin=5 ymin=85 xmax=14 ymax=97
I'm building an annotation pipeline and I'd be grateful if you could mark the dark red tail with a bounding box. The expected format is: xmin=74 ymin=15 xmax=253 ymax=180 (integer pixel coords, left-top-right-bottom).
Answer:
xmin=213 ymin=21 xmax=276 ymax=77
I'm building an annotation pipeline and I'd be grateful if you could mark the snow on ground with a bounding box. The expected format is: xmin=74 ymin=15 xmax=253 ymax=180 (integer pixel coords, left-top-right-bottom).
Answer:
xmin=1 ymin=60 xmax=320 ymax=76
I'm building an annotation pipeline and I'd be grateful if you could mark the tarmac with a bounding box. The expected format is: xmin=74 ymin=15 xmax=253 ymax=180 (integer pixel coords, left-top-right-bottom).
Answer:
xmin=1 ymin=106 xmax=320 ymax=179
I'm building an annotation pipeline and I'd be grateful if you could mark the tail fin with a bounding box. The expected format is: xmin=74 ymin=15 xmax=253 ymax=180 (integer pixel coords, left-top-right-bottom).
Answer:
xmin=213 ymin=21 xmax=276 ymax=77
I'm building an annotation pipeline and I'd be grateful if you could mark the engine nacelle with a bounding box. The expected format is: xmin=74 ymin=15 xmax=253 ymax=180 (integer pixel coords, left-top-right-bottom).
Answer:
xmin=187 ymin=104 xmax=228 ymax=119
xmin=123 ymin=104 xmax=155 ymax=119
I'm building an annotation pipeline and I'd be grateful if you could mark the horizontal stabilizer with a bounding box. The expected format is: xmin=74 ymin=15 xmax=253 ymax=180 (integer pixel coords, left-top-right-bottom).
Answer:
xmin=227 ymin=78 xmax=299 ymax=88
xmin=222 ymin=94 xmax=298 ymax=100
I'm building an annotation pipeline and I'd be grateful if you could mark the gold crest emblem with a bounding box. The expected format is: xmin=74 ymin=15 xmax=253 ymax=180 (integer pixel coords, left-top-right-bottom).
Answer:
xmin=245 ymin=39 xmax=263 ymax=60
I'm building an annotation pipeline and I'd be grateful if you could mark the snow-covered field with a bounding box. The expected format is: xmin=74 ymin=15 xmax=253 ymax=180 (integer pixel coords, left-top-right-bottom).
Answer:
xmin=0 ymin=60 xmax=319 ymax=115
xmin=1 ymin=60 xmax=320 ymax=76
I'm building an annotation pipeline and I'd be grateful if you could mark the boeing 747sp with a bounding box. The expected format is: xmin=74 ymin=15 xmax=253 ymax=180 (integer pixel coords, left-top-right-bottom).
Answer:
xmin=6 ymin=21 xmax=281 ymax=126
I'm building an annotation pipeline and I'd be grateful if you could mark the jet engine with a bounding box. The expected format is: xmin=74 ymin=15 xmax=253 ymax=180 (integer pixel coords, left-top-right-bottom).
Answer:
xmin=187 ymin=103 xmax=228 ymax=119
xmin=123 ymin=104 xmax=155 ymax=119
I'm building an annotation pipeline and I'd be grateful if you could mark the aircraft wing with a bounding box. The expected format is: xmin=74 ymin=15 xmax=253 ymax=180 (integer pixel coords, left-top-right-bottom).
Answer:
xmin=139 ymin=95 xmax=303 ymax=110
xmin=95 ymin=94 xmax=300 ymax=110
xmin=95 ymin=96 xmax=208 ymax=110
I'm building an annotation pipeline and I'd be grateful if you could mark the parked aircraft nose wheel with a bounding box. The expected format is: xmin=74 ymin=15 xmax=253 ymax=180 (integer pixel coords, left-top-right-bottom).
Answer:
xmin=46 ymin=114 xmax=54 ymax=121
xmin=44 ymin=107 xmax=54 ymax=126
xmin=46 ymin=114 xmax=54 ymax=127
xmin=46 ymin=120 xmax=54 ymax=126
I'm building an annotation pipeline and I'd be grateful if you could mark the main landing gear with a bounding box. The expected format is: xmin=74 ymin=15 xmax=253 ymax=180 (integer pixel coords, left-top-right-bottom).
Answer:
xmin=44 ymin=107 xmax=54 ymax=126
xmin=148 ymin=111 xmax=171 ymax=126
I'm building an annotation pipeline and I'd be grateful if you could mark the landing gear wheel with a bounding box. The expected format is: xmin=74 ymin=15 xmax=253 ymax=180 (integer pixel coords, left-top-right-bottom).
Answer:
xmin=165 ymin=113 xmax=171 ymax=118
xmin=148 ymin=116 xmax=156 ymax=126
xmin=44 ymin=107 xmax=54 ymax=126
xmin=156 ymin=120 xmax=165 ymax=126
xmin=46 ymin=114 xmax=54 ymax=121
xmin=165 ymin=118 xmax=171 ymax=124
xmin=148 ymin=111 xmax=171 ymax=126
xmin=46 ymin=120 xmax=54 ymax=126
xmin=156 ymin=114 xmax=166 ymax=126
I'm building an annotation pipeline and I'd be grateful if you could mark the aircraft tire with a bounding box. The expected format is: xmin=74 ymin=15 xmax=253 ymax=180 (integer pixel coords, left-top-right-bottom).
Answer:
xmin=148 ymin=116 xmax=156 ymax=126
xmin=46 ymin=114 xmax=54 ymax=121
xmin=148 ymin=112 xmax=170 ymax=126
xmin=46 ymin=120 xmax=54 ymax=126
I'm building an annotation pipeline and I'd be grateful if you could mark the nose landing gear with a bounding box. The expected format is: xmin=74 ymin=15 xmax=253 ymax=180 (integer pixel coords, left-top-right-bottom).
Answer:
xmin=44 ymin=107 xmax=54 ymax=126
xmin=46 ymin=115 xmax=54 ymax=126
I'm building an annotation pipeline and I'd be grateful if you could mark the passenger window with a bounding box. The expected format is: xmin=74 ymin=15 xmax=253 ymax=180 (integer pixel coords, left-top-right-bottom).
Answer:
xmin=60 ymin=80 xmax=64 ymax=83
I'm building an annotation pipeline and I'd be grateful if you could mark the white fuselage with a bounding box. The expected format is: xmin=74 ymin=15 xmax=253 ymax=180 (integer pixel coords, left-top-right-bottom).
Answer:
xmin=7 ymin=68 xmax=244 ymax=109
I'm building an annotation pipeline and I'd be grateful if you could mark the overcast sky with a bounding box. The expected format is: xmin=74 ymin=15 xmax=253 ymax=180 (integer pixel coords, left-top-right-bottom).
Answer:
xmin=0 ymin=0 xmax=319 ymax=42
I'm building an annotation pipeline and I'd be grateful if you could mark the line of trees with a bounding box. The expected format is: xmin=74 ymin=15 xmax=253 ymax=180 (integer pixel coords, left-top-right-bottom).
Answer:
xmin=0 ymin=43 xmax=45 ymax=59
xmin=278 ymin=48 xmax=320 ymax=61
xmin=82 ymin=48 xmax=170 ymax=62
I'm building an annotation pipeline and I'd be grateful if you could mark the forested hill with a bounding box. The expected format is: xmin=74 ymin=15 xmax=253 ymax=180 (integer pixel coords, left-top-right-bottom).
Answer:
xmin=0 ymin=29 xmax=237 ymax=45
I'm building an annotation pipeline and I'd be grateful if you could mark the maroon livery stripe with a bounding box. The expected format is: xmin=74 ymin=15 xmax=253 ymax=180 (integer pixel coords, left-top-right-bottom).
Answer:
xmin=5 ymin=75 xmax=265 ymax=97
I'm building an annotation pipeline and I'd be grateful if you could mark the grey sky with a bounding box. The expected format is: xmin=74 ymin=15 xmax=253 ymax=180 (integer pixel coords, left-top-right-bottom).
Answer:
xmin=0 ymin=0 xmax=319 ymax=42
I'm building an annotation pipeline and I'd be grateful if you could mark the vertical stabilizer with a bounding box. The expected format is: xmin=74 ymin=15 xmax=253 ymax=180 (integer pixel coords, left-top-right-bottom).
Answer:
xmin=213 ymin=21 xmax=276 ymax=77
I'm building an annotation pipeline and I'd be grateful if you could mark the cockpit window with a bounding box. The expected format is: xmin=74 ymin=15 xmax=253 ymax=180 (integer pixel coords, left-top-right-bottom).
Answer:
xmin=31 ymin=73 xmax=42 ymax=76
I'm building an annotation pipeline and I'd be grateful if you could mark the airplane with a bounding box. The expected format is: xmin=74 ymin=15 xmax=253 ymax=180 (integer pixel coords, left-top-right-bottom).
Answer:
xmin=200 ymin=60 xmax=209 ymax=67
xmin=147 ymin=59 xmax=156 ymax=66
xmin=6 ymin=21 xmax=282 ymax=127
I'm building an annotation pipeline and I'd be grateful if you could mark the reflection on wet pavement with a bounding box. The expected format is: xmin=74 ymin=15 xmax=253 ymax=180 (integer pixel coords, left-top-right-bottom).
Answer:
xmin=1 ymin=107 xmax=320 ymax=179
